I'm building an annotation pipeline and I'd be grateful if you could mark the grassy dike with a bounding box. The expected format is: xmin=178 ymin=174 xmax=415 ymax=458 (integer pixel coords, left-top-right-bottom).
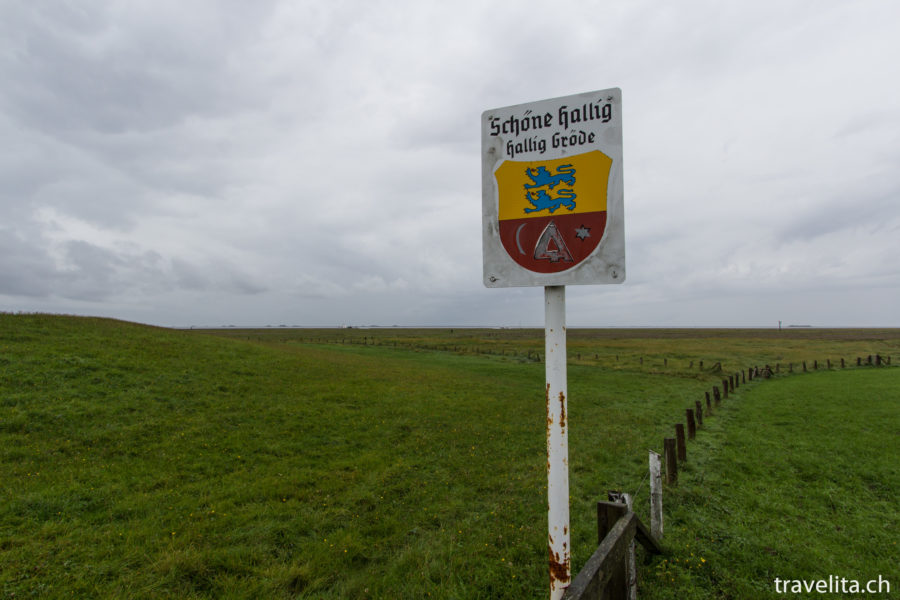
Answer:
xmin=1 ymin=314 xmax=897 ymax=598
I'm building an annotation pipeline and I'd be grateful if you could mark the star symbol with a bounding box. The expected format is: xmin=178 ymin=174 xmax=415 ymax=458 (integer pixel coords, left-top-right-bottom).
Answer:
xmin=575 ymin=225 xmax=591 ymax=240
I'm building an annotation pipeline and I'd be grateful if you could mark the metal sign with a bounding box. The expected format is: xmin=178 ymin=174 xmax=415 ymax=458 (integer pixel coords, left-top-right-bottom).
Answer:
xmin=481 ymin=88 xmax=625 ymax=600
xmin=481 ymin=88 xmax=624 ymax=287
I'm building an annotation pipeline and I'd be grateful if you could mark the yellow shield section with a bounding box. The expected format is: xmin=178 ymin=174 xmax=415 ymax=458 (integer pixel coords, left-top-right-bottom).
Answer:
xmin=495 ymin=150 xmax=611 ymax=220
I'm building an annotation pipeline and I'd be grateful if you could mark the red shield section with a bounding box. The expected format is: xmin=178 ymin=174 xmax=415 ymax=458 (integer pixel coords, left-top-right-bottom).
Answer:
xmin=498 ymin=212 xmax=607 ymax=274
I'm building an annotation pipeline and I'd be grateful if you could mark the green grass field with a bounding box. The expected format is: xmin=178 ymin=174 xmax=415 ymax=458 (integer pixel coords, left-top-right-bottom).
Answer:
xmin=1 ymin=314 xmax=897 ymax=598
xmin=639 ymin=368 xmax=899 ymax=599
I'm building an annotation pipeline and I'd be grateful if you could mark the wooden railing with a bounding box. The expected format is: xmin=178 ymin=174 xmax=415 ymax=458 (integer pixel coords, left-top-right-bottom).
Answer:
xmin=563 ymin=500 xmax=662 ymax=600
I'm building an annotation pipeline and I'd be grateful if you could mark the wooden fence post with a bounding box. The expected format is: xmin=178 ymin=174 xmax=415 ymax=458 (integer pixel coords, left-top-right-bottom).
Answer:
xmin=597 ymin=501 xmax=629 ymax=598
xmin=675 ymin=424 xmax=686 ymax=462
xmin=648 ymin=451 xmax=663 ymax=540
xmin=841 ymin=358 xmax=845 ymax=368
xmin=705 ymin=391 xmax=711 ymax=412
xmin=713 ymin=386 xmax=721 ymax=405
xmin=722 ymin=379 xmax=729 ymax=399
xmin=686 ymin=409 xmax=696 ymax=440
xmin=695 ymin=400 xmax=703 ymax=426
xmin=624 ymin=493 xmax=637 ymax=600
xmin=664 ymin=438 xmax=677 ymax=484
xmin=607 ymin=492 xmax=637 ymax=600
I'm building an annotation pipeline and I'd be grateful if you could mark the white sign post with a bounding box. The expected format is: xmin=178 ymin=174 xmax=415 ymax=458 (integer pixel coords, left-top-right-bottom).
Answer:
xmin=481 ymin=88 xmax=624 ymax=599
xmin=544 ymin=284 xmax=569 ymax=598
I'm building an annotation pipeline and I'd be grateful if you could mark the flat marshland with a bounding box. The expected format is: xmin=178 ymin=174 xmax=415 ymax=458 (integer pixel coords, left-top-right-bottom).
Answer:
xmin=1 ymin=315 xmax=897 ymax=598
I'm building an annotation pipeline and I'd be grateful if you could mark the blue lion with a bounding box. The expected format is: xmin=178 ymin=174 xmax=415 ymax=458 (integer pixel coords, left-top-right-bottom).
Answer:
xmin=524 ymin=189 xmax=576 ymax=214
xmin=524 ymin=165 xmax=575 ymax=189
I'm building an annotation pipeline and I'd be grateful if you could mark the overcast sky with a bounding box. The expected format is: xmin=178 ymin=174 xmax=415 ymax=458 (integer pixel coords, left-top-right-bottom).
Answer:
xmin=1 ymin=0 xmax=898 ymax=328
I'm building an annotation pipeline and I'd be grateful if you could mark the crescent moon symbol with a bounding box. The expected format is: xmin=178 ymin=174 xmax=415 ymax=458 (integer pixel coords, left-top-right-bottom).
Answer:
xmin=515 ymin=223 xmax=527 ymax=255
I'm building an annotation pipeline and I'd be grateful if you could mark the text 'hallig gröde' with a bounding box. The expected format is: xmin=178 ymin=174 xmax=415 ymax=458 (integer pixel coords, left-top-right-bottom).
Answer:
xmin=488 ymin=101 xmax=614 ymax=159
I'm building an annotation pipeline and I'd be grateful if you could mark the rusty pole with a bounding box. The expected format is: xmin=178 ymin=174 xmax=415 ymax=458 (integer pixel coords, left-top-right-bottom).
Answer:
xmin=545 ymin=285 xmax=570 ymax=599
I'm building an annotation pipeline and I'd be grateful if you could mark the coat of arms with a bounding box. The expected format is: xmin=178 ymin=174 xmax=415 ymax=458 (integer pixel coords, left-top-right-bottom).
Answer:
xmin=494 ymin=150 xmax=612 ymax=273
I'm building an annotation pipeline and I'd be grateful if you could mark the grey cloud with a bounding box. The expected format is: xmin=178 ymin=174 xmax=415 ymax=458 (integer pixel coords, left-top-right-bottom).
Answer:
xmin=0 ymin=2 xmax=282 ymax=213
xmin=0 ymin=230 xmax=265 ymax=302
xmin=0 ymin=228 xmax=59 ymax=297
xmin=59 ymin=240 xmax=133 ymax=301
xmin=0 ymin=3 xmax=274 ymax=136
xmin=773 ymin=179 xmax=900 ymax=245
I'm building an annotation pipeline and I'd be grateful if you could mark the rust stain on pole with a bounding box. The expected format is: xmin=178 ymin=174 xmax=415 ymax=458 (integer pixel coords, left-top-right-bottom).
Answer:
xmin=546 ymin=384 xmax=551 ymax=425
xmin=558 ymin=391 xmax=567 ymax=431
xmin=546 ymin=383 xmax=552 ymax=475
xmin=548 ymin=544 xmax=571 ymax=589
